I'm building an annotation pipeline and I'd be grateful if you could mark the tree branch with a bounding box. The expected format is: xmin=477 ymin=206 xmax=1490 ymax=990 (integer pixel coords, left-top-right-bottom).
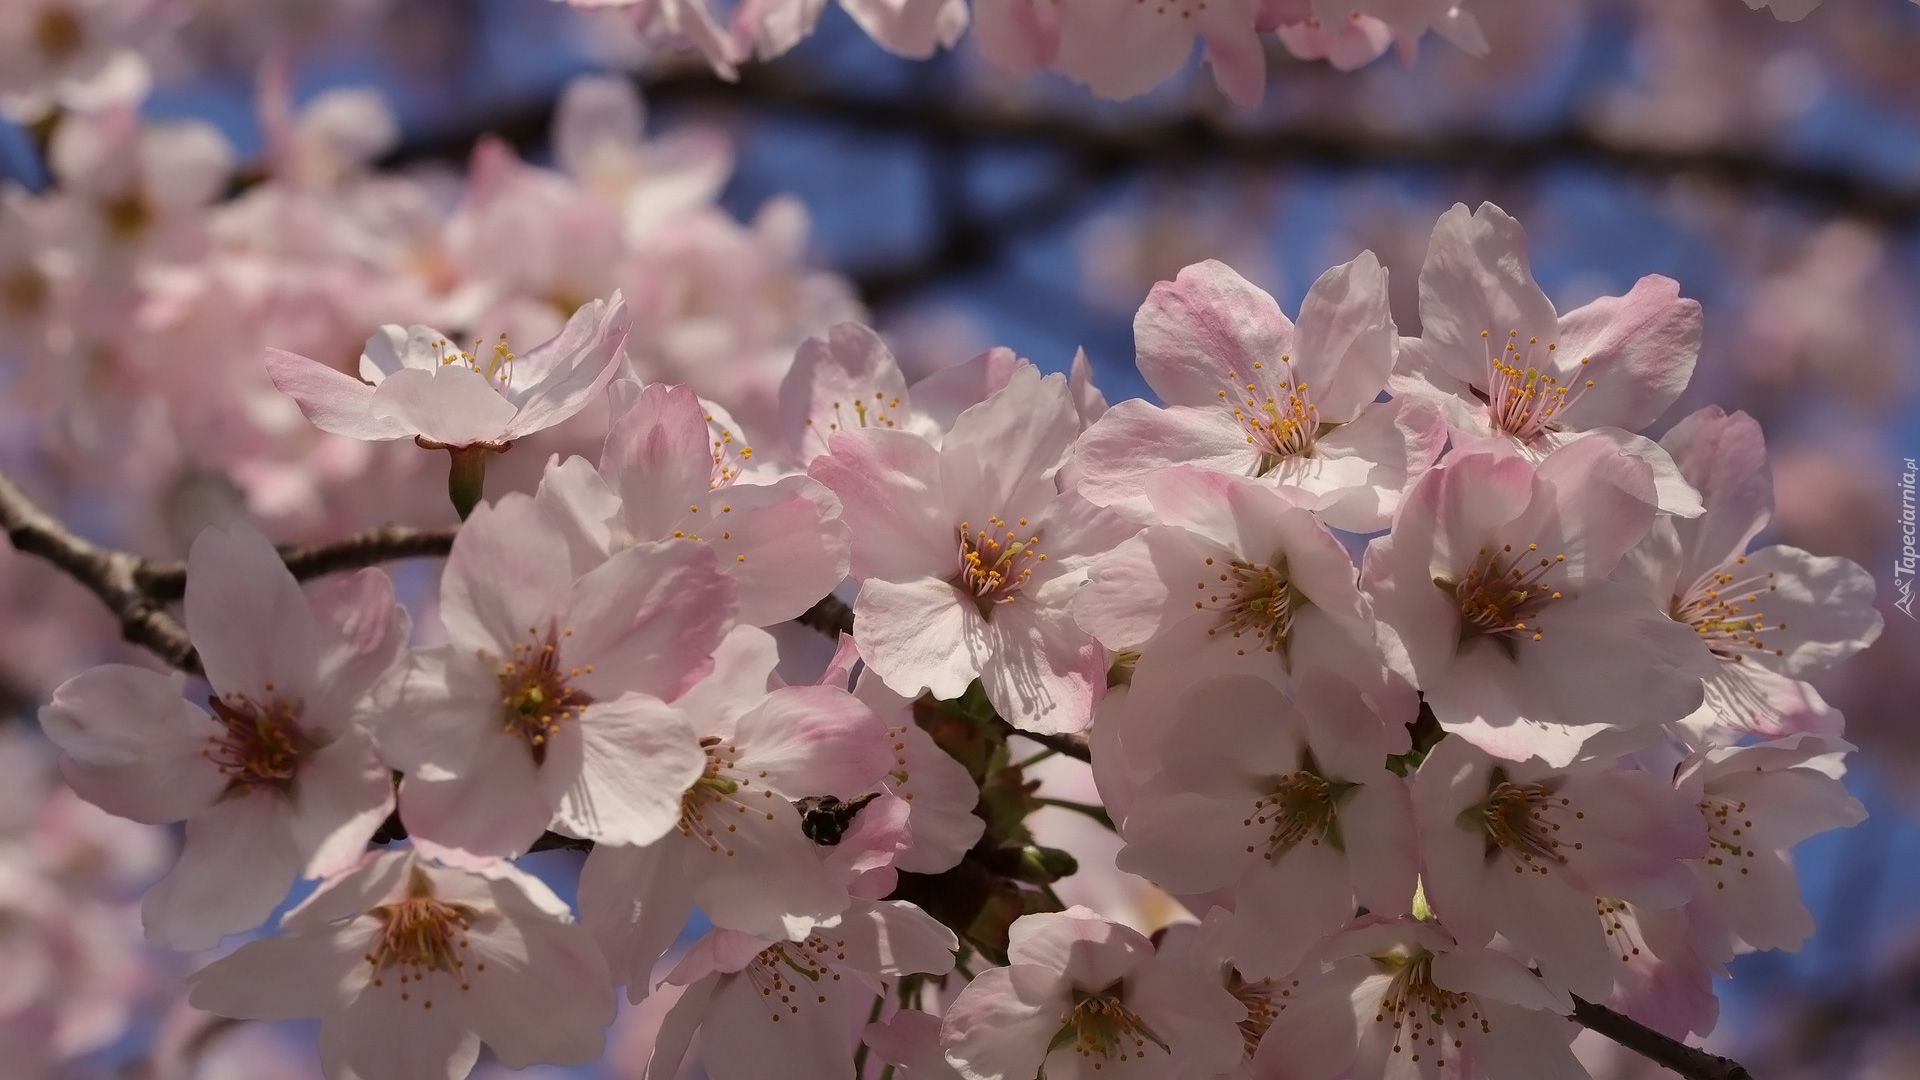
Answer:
xmin=1570 ymin=996 xmax=1753 ymax=1080
xmin=0 ymin=466 xmax=454 ymax=675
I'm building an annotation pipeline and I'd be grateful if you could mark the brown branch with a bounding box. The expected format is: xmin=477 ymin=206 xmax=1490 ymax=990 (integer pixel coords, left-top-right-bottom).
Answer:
xmin=1570 ymin=996 xmax=1754 ymax=1080
xmin=0 ymin=466 xmax=453 ymax=675
xmin=0 ymin=469 xmax=201 ymax=673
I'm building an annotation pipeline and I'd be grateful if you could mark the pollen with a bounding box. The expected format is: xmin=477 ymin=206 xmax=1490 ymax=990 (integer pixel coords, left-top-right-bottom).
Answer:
xmin=1449 ymin=542 xmax=1568 ymax=647
xmin=1671 ymin=565 xmax=1786 ymax=664
xmin=1479 ymin=329 xmax=1594 ymax=443
xmin=364 ymin=866 xmax=482 ymax=1007
xmin=954 ymin=517 xmax=1046 ymax=613
xmin=1223 ymin=355 xmax=1320 ymax=474
xmin=204 ymin=693 xmax=313 ymax=796
xmin=497 ymin=625 xmax=593 ymax=766
xmin=1197 ymin=555 xmax=1301 ymax=661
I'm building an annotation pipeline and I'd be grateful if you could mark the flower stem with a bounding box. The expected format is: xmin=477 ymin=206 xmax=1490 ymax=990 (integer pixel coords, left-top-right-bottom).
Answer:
xmin=446 ymin=446 xmax=490 ymax=520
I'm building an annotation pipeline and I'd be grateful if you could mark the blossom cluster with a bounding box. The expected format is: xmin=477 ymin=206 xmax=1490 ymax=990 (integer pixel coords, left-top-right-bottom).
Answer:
xmin=27 ymin=192 xmax=1884 ymax=1080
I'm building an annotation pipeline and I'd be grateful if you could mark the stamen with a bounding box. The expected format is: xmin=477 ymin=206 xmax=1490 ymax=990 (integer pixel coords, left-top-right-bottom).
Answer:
xmin=1196 ymin=555 xmax=1301 ymax=660
xmin=1671 ymin=561 xmax=1786 ymax=663
xmin=954 ymin=518 xmax=1046 ymax=613
xmin=1445 ymin=543 xmax=1566 ymax=648
xmin=1222 ymin=357 xmax=1320 ymax=473
xmin=1479 ymin=329 xmax=1592 ymax=443
xmin=204 ymin=694 xmax=311 ymax=796
xmin=364 ymin=866 xmax=482 ymax=1007
xmin=496 ymin=625 xmax=593 ymax=766
xmin=1050 ymin=983 xmax=1169 ymax=1066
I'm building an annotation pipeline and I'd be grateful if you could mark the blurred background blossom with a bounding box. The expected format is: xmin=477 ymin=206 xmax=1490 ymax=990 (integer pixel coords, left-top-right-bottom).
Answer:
xmin=1 ymin=0 xmax=1918 ymax=1076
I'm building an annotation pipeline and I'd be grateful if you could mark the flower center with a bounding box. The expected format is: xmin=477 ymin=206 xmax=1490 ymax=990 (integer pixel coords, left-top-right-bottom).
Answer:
xmin=1374 ymin=950 xmax=1484 ymax=1067
xmin=1052 ymin=983 xmax=1169 ymax=1066
xmin=100 ymin=191 xmax=153 ymax=241
xmin=955 ymin=518 xmax=1046 ymax=612
xmin=1443 ymin=542 xmax=1567 ymax=649
xmin=496 ymin=626 xmax=593 ymax=766
xmin=1470 ymin=769 xmax=1583 ymax=874
xmin=744 ymin=935 xmax=848 ymax=1023
xmin=1671 ymin=557 xmax=1785 ymax=663
xmin=1194 ymin=554 xmax=1302 ymax=660
xmin=1697 ymin=794 xmax=1756 ymax=890
xmin=364 ymin=867 xmax=482 ymax=1007
xmin=678 ymin=735 xmax=778 ymax=855
xmin=1220 ymin=359 xmax=1319 ymax=473
xmin=1229 ymin=971 xmax=1288 ymax=1059
xmin=205 ymin=691 xmax=311 ymax=796
xmin=34 ymin=4 xmax=85 ymax=61
xmin=1 ymin=269 xmax=48 ymax=319
xmin=1244 ymin=755 xmax=1353 ymax=860
xmin=430 ymin=333 xmax=518 ymax=388
xmin=799 ymin=391 xmax=903 ymax=457
xmin=1479 ymin=329 xmax=1592 ymax=442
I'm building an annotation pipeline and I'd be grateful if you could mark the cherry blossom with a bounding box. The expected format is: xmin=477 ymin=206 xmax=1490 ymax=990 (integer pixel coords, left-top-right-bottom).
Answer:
xmin=1411 ymin=736 xmax=1707 ymax=1001
xmin=577 ymin=625 xmax=892 ymax=1000
xmin=1621 ymin=406 xmax=1882 ymax=744
xmin=811 ymin=363 xmax=1136 ymax=733
xmin=264 ymin=293 xmax=630 ymax=451
xmin=941 ymin=906 xmax=1245 ymax=1080
xmin=1393 ymin=202 xmax=1705 ymax=517
xmin=1362 ymin=438 xmax=1717 ymax=765
xmin=1071 ymin=255 xmax=1446 ymax=533
xmin=39 ymin=521 xmax=406 ymax=949
xmin=1073 ymin=466 xmax=1395 ymax=702
xmin=374 ymin=491 xmax=736 ymax=863
xmin=187 ymin=850 xmax=615 ymax=1080
xmin=1675 ymin=734 xmax=1866 ymax=962
xmin=1106 ymin=673 xmax=1418 ymax=978
xmin=1250 ymin=915 xmax=1586 ymax=1080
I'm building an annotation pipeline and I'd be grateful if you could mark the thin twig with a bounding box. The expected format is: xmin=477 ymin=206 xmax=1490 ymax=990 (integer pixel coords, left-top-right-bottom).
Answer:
xmin=1570 ymin=996 xmax=1753 ymax=1080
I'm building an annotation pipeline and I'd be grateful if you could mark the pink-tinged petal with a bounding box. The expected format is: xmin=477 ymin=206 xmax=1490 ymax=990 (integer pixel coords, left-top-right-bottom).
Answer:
xmin=1231 ymin=838 xmax=1356 ymax=980
xmin=185 ymin=520 xmax=321 ymax=703
xmin=711 ymin=475 xmax=851 ymax=626
xmin=1434 ymin=946 xmax=1572 ymax=1013
xmin=567 ymin=539 xmax=735 ymax=703
xmin=1051 ymin=2 xmax=1201 ymax=102
xmin=1201 ymin=9 xmax=1267 ymax=106
xmin=883 ymin=696 xmax=988 ymax=874
xmin=645 ymin=974 xmax=715 ymax=1080
xmin=1662 ymin=406 xmax=1773 ymax=583
xmin=1710 ymin=761 xmax=1866 ymax=852
xmin=1425 ymin=450 xmax=1539 ymax=580
xmin=839 ymin=0 xmax=969 ymax=58
xmin=866 ymin=1009 xmax=960 ymax=1077
xmin=1068 ymin=347 xmax=1109 ymax=427
xmin=1524 ymin=583 xmax=1717 ymax=751
xmin=303 ymin=567 xmax=408 ymax=733
xmin=1303 ymin=395 xmax=1449 ymax=533
xmin=464 ymin=897 xmax=615 ymax=1068
xmin=1068 ymin=400 xmax=1259 ymax=519
xmin=666 ymin=928 xmax=771 ymax=984
xmin=1341 ymin=775 xmax=1419 ymax=918
xmin=578 ymin=842 xmax=696 ymax=1004
xmin=1456 ymin=1001 xmax=1587 ymax=1080
xmin=368 ymin=365 xmax=518 ymax=446
xmin=688 ymin=806 xmax=850 ymax=940
xmin=1114 ymin=789 xmax=1254 ymax=894
xmin=534 ymin=453 xmax=623 ymax=573
xmin=1074 ymin=527 xmax=1208 ymax=650
xmin=907 ymin=345 xmax=1029 ymax=434
xmin=1515 ymin=434 xmax=1659 ymax=585
xmin=557 ymin=693 xmax=704 ymax=847
xmin=837 ymin=899 xmax=960 ymax=976
xmin=500 ymin=293 xmax=630 ymax=439
xmin=854 ymin=576 xmax=984 ymax=701
xmin=1425 ymin=641 xmax=1590 ymax=766
xmin=1248 ymin=960 xmax=1371 ymax=1080
xmin=439 ymin=494 xmax=575 ymax=656
xmin=1726 ymin=545 xmax=1881 ymax=678
xmin=1550 ymin=274 xmax=1700 ymax=434
xmin=697 ymin=966 xmax=867 ymax=1079
xmin=1554 ymin=768 xmax=1706 ymax=907
xmin=941 ymin=366 xmax=1078 ymax=523
xmin=673 ymin=625 xmax=782 ymax=733
xmin=1007 ymin=906 xmax=1150 ymax=985
xmin=400 ymin=726 xmax=577 ymax=864
xmin=1687 ymin=662 xmax=1843 ymax=742
xmin=981 ymin=603 xmax=1103 ymax=734
xmin=319 ymin=979 xmax=479 ymax=1080
xmin=1418 ymin=202 xmax=1560 ymax=384
xmin=1565 ymin=427 xmax=1703 ymax=518
xmin=359 ymin=324 xmax=460 ymax=380
xmin=186 ymin=921 xmax=375 ymax=1019
xmin=810 ymin=427 xmax=953 ymax=582
xmin=601 ymin=382 xmax=716 ymax=541
xmin=265 ymin=348 xmax=411 ymax=441
xmin=779 ymin=321 xmax=913 ymax=463
xmin=367 ymin=646 xmax=497 ymax=776
xmin=941 ymin=967 xmax=1059 ymax=1080
xmin=144 ymin=794 xmax=300 ymax=950
xmin=731 ymin=685 xmax=889 ymax=795
xmin=40 ymin=665 xmax=225 ymax=823
xmin=1135 ymin=259 xmax=1295 ymax=406
xmin=286 ymin=728 xmax=394 ymax=878
xmin=971 ymin=0 xmax=1061 ymax=76
xmin=1290 ymin=250 xmax=1396 ymax=421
